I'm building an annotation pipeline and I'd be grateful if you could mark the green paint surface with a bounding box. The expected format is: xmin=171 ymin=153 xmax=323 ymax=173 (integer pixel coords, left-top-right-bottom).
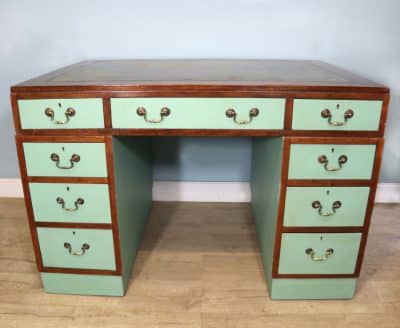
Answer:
xmin=23 ymin=142 xmax=107 ymax=177
xmin=111 ymin=98 xmax=285 ymax=129
xmin=37 ymin=227 xmax=116 ymax=270
xmin=278 ymin=233 xmax=362 ymax=274
xmin=292 ymin=99 xmax=382 ymax=131
xmin=19 ymin=98 xmax=104 ymax=129
xmin=251 ymin=137 xmax=283 ymax=289
xmin=271 ymin=278 xmax=357 ymax=299
xmin=284 ymin=187 xmax=370 ymax=227
xmin=112 ymin=137 xmax=153 ymax=290
xmin=288 ymin=144 xmax=376 ymax=179
xmin=41 ymin=273 xmax=124 ymax=296
xmin=29 ymin=183 xmax=111 ymax=223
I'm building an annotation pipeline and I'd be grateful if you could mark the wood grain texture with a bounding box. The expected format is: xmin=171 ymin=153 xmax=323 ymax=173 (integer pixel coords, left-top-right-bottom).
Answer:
xmin=1 ymin=199 xmax=399 ymax=328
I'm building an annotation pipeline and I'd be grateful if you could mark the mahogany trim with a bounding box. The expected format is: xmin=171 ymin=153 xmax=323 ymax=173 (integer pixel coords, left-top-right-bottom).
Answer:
xmin=284 ymin=97 xmax=293 ymax=130
xmin=275 ymin=273 xmax=357 ymax=279
xmin=105 ymin=136 xmax=123 ymax=276
xmin=27 ymin=177 xmax=108 ymax=184
xmin=35 ymin=222 xmax=112 ymax=229
xmin=282 ymin=227 xmax=364 ymax=233
xmin=19 ymin=135 xmax=105 ymax=142
xmin=103 ymin=97 xmax=112 ymax=128
xmin=41 ymin=267 xmax=120 ymax=276
xmin=287 ymin=180 xmax=371 ymax=187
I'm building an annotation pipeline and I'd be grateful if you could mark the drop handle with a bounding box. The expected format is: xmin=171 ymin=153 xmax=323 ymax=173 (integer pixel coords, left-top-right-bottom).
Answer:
xmin=318 ymin=154 xmax=347 ymax=172
xmin=50 ymin=153 xmax=80 ymax=169
xmin=44 ymin=107 xmax=76 ymax=124
xmin=311 ymin=200 xmax=342 ymax=217
xmin=225 ymin=107 xmax=259 ymax=125
xmin=56 ymin=197 xmax=84 ymax=212
xmin=305 ymin=248 xmax=334 ymax=262
xmin=321 ymin=108 xmax=354 ymax=126
xmin=64 ymin=242 xmax=90 ymax=256
xmin=136 ymin=106 xmax=170 ymax=123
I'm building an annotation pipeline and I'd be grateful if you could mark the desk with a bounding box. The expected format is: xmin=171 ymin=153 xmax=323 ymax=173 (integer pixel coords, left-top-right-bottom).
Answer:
xmin=11 ymin=60 xmax=389 ymax=299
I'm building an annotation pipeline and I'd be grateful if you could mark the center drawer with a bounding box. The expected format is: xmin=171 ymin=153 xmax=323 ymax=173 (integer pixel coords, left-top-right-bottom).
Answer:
xmin=278 ymin=233 xmax=362 ymax=275
xmin=111 ymin=98 xmax=285 ymax=129
xmin=37 ymin=227 xmax=116 ymax=270
xmin=29 ymin=183 xmax=111 ymax=224
xmin=23 ymin=142 xmax=107 ymax=177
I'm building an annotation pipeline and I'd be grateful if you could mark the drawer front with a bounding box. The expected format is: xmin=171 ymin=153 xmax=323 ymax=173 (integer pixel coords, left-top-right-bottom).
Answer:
xmin=284 ymin=187 xmax=370 ymax=227
xmin=23 ymin=142 xmax=107 ymax=177
xmin=292 ymin=99 xmax=382 ymax=131
xmin=288 ymin=144 xmax=376 ymax=180
xmin=278 ymin=233 xmax=362 ymax=274
xmin=37 ymin=228 xmax=116 ymax=270
xmin=111 ymin=98 xmax=285 ymax=129
xmin=18 ymin=99 xmax=104 ymax=129
xmin=29 ymin=183 xmax=111 ymax=224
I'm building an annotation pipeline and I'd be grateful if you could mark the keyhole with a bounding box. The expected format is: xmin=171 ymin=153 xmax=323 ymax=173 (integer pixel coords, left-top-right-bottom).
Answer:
xmin=326 ymin=190 xmax=330 ymax=196
xmin=320 ymin=236 xmax=323 ymax=241
xmin=336 ymin=104 xmax=340 ymax=110
xmin=331 ymin=148 xmax=335 ymax=153
xmin=66 ymin=186 xmax=70 ymax=191
xmin=58 ymin=103 xmax=62 ymax=108
xmin=62 ymin=146 xmax=65 ymax=152
xmin=72 ymin=231 xmax=76 ymax=235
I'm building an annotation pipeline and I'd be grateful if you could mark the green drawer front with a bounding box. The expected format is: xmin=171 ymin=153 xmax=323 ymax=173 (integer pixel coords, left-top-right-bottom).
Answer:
xmin=292 ymin=99 xmax=382 ymax=131
xmin=278 ymin=233 xmax=362 ymax=274
xmin=29 ymin=183 xmax=111 ymax=224
xmin=23 ymin=142 xmax=107 ymax=177
xmin=18 ymin=98 xmax=104 ymax=129
xmin=288 ymin=144 xmax=376 ymax=180
xmin=37 ymin=227 xmax=116 ymax=270
xmin=284 ymin=187 xmax=370 ymax=227
xmin=111 ymin=98 xmax=285 ymax=129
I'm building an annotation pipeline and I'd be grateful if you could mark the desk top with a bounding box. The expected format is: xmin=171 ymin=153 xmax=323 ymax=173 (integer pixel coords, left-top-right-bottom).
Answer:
xmin=12 ymin=60 xmax=388 ymax=93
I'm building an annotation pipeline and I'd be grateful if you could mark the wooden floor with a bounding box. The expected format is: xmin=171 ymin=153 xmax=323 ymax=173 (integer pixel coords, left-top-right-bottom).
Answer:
xmin=0 ymin=199 xmax=399 ymax=328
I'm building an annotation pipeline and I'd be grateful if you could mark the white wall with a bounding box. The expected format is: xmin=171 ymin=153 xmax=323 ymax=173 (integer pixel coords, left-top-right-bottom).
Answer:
xmin=1 ymin=0 xmax=399 ymax=181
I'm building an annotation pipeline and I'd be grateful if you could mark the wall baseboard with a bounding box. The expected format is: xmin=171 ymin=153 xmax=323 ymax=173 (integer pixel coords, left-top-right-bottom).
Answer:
xmin=1 ymin=179 xmax=399 ymax=203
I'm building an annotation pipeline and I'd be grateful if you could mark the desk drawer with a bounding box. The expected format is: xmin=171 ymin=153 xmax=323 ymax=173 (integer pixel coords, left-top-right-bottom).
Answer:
xmin=111 ymin=98 xmax=285 ymax=129
xmin=292 ymin=99 xmax=382 ymax=131
xmin=288 ymin=144 xmax=376 ymax=180
xmin=284 ymin=187 xmax=370 ymax=227
xmin=18 ymin=99 xmax=104 ymax=129
xmin=23 ymin=142 xmax=107 ymax=177
xmin=29 ymin=183 xmax=111 ymax=224
xmin=278 ymin=233 xmax=362 ymax=274
xmin=37 ymin=227 xmax=116 ymax=270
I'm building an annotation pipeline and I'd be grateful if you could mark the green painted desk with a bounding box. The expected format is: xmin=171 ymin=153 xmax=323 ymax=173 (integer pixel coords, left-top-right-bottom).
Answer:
xmin=11 ymin=60 xmax=389 ymax=299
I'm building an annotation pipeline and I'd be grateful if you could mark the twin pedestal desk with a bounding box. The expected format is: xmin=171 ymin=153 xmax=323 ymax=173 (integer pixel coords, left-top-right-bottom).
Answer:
xmin=11 ymin=60 xmax=389 ymax=299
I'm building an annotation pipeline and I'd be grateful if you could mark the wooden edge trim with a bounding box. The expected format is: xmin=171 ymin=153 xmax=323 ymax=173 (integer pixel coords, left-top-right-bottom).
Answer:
xmin=11 ymin=92 xmax=22 ymax=133
xmin=379 ymin=92 xmax=390 ymax=136
xmin=103 ymin=98 xmax=112 ymax=128
xmin=27 ymin=177 xmax=108 ymax=184
xmin=287 ymin=136 xmax=380 ymax=144
xmin=41 ymin=267 xmax=120 ymax=276
xmin=287 ymin=180 xmax=371 ymax=187
xmin=272 ymin=137 xmax=291 ymax=278
xmin=354 ymin=138 xmax=384 ymax=276
xmin=275 ymin=273 xmax=357 ymax=279
xmin=35 ymin=222 xmax=112 ymax=229
xmin=15 ymin=135 xmax=43 ymax=271
xmin=19 ymin=135 xmax=106 ymax=142
xmin=105 ymin=135 xmax=123 ymax=275
xmin=284 ymin=97 xmax=293 ymax=130
xmin=282 ymin=227 xmax=364 ymax=233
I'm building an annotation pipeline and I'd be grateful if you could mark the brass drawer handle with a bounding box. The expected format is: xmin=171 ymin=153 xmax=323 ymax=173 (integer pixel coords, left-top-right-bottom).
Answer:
xmin=311 ymin=200 xmax=341 ymax=216
xmin=321 ymin=108 xmax=354 ymax=126
xmin=318 ymin=154 xmax=347 ymax=171
xmin=305 ymin=248 xmax=334 ymax=262
xmin=50 ymin=153 xmax=80 ymax=169
xmin=225 ymin=107 xmax=259 ymax=125
xmin=136 ymin=106 xmax=170 ymax=123
xmin=64 ymin=242 xmax=90 ymax=256
xmin=56 ymin=197 xmax=84 ymax=212
xmin=45 ymin=107 xmax=76 ymax=124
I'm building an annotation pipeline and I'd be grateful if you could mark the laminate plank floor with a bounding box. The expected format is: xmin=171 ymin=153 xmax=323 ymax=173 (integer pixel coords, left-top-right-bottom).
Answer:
xmin=0 ymin=199 xmax=399 ymax=328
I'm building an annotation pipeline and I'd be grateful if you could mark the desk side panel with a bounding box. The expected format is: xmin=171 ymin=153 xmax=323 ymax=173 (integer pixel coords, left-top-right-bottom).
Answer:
xmin=112 ymin=136 xmax=153 ymax=291
xmin=250 ymin=137 xmax=283 ymax=289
